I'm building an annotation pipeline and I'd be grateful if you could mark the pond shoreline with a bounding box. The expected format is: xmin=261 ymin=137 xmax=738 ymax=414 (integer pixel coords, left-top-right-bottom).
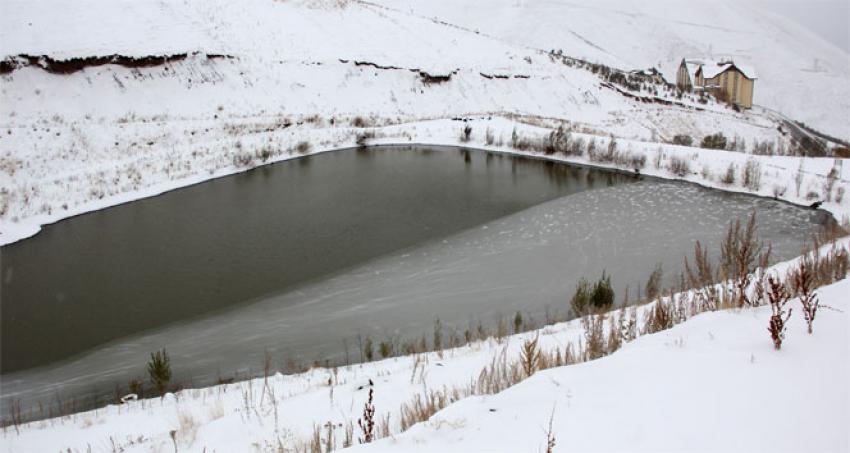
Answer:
xmin=2 ymin=117 xmax=847 ymax=246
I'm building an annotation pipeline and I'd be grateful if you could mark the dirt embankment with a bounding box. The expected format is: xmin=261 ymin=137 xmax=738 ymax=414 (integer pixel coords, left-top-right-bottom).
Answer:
xmin=0 ymin=52 xmax=232 ymax=75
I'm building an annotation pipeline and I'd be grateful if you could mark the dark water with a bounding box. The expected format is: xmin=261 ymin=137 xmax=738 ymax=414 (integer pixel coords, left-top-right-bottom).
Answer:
xmin=1 ymin=146 xmax=630 ymax=372
xmin=0 ymin=145 xmax=830 ymax=419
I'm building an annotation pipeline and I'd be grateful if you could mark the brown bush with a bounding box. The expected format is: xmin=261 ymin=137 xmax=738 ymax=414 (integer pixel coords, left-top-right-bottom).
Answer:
xmin=766 ymin=275 xmax=792 ymax=350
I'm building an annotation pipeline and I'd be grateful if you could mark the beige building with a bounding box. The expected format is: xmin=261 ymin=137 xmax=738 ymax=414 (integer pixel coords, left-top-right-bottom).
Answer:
xmin=676 ymin=58 xmax=757 ymax=109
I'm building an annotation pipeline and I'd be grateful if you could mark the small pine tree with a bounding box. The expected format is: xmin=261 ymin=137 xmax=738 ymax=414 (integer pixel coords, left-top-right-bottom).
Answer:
xmin=513 ymin=311 xmax=524 ymax=333
xmin=590 ymin=271 xmax=615 ymax=310
xmin=363 ymin=337 xmax=374 ymax=361
xmin=432 ymin=318 xmax=443 ymax=351
xmin=379 ymin=340 xmax=392 ymax=359
xmin=147 ymin=348 xmax=172 ymax=396
xmin=569 ymin=278 xmax=591 ymax=317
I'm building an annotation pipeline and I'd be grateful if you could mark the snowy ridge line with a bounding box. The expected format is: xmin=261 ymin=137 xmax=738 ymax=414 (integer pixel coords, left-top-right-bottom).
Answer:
xmin=344 ymin=59 xmax=458 ymax=82
xmin=5 ymin=234 xmax=847 ymax=452
xmin=1 ymin=117 xmax=848 ymax=246
xmin=0 ymin=52 xmax=233 ymax=75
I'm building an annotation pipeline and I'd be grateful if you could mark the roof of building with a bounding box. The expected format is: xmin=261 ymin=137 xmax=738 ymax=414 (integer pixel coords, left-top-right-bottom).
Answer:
xmin=680 ymin=59 xmax=702 ymax=82
xmin=696 ymin=60 xmax=758 ymax=80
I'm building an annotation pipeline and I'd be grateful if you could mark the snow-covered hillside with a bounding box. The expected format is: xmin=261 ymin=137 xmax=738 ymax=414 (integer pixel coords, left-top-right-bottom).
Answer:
xmin=373 ymin=0 xmax=850 ymax=140
xmin=2 ymin=0 xmax=848 ymax=245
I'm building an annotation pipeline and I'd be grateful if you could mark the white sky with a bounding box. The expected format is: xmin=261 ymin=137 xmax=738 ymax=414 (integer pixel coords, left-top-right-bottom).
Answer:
xmin=752 ymin=0 xmax=849 ymax=53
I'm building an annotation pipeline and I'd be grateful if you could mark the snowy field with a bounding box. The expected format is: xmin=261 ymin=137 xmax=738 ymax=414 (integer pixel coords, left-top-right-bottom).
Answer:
xmin=3 ymin=239 xmax=848 ymax=452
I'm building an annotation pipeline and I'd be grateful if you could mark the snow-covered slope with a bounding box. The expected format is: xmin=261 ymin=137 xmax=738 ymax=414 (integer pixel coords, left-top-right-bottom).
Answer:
xmin=373 ymin=0 xmax=850 ymax=140
xmin=353 ymin=279 xmax=849 ymax=453
xmin=10 ymin=0 xmax=836 ymax=244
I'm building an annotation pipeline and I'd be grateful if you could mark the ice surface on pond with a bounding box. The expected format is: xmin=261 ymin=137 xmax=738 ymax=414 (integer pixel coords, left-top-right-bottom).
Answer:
xmin=0 ymin=176 xmax=824 ymax=413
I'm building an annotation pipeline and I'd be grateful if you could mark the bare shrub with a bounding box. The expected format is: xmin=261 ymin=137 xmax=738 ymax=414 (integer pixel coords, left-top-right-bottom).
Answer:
xmin=701 ymin=132 xmax=728 ymax=150
xmin=257 ymin=147 xmax=272 ymax=162
xmin=792 ymin=136 xmax=827 ymax=157
xmin=460 ymin=124 xmax=473 ymax=143
xmin=358 ymin=388 xmax=376 ymax=444
xmin=751 ymin=140 xmax=775 ymax=156
xmin=742 ymin=159 xmax=762 ymax=191
xmin=177 ymin=411 xmax=198 ymax=447
xmin=824 ymin=159 xmax=842 ymax=202
xmin=790 ymin=238 xmax=849 ymax=291
xmin=485 ymin=127 xmax=495 ymax=145
xmin=232 ymin=152 xmax=254 ymax=168
xmin=722 ymin=163 xmax=736 ymax=185
xmin=668 ymin=156 xmax=690 ymax=176
xmin=545 ymin=409 xmax=556 ymax=453
xmin=581 ymin=314 xmax=606 ymax=360
xmin=672 ymin=134 xmax=693 ymax=146
xmin=351 ymin=116 xmax=371 ymax=128
xmin=643 ymin=297 xmax=673 ymax=334
xmin=684 ymin=241 xmax=715 ymax=289
xmin=766 ymin=275 xmax=792 ymax=350
xmin=607 ymin=312 xmax=623 ymax=353
xmin=684 ymin=240 xmax=720 ymax=311
xmin=720 ymin=211 xmax=770 ymax=307
xmin=645 ymin=263 xmax=663 ymax=301
xmin=610 ymin=148 xmax=646 ymax=169
xmin=399 ymin=389 xmax=450 ymax=432
xmin=7 ymin=399 xmax=22 ymax=434
xmin=520 ymin=336 xmax=541 ymax=377
xmin=792 ymin=256 xmax=819 ymax=334
xmin=545 ymin=126 xmax=571 ymax=155
xmin=295 ymin=141 xmax=311 ymax=154
xmin=356 ymin=130 xmax=375 ymax=146
xmin=653 ymin=148 xmax=664 ymax=169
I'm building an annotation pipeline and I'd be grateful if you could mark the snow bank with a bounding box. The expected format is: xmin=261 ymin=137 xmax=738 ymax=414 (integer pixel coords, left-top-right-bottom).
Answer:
xmin=353 ymin=280 xmax=849 ymax=453
xmin=2 ymin=114 xmax=848 ymax=246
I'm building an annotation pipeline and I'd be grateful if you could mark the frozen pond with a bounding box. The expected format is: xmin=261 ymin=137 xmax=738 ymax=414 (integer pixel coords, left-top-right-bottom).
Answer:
xmin=0 ymin=145 xmax=831 ymax=418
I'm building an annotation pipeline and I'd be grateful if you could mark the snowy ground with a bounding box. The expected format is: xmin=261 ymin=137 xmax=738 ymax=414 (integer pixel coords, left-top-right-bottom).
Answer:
xmin=373 ymin=0 xmax=850 ymax=140
xmin=2 ymin=0 xmax=849 ymax=245
xmin=352 ymin=279 xmax=850 ymax=453
xmin=3 ymin=239 xmax=848 ymax=452
xmin=1 ymin=116 xmax=849 ymax=246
